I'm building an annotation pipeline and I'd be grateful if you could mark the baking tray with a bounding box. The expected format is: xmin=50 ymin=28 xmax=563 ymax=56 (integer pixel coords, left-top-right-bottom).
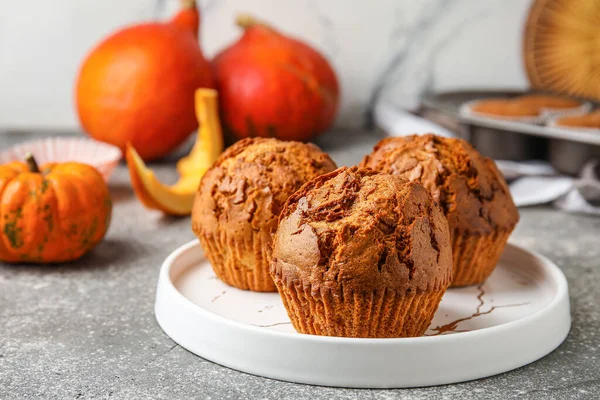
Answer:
xmin=155 ymin=240 xmax=570 ymax=388
xmin=420 ymin=90 xmax=600 ymax=175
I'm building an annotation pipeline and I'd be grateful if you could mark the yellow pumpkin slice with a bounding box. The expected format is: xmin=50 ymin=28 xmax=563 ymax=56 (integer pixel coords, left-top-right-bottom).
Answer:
xmin=177 ymin=89 xmax=223 ymax=176
xmin=126 ymin=88 xmax=223 ymax=216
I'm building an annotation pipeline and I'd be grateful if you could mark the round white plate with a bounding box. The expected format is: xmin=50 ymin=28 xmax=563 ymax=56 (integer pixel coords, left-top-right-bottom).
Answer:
xmin=155 ymin=240 xmax=570 ymax=388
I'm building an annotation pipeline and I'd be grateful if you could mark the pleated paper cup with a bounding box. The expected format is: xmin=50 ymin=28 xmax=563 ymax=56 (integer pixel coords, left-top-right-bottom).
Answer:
xmin=449 ymin=228 xmax=512 ymax=287
xmin=0 ymin=136 xmax=122 ymax=182
xmin=271 ymin=269 xmax=451 ymax=338
xmin=198 ymin=228 xmax=277 ymax=293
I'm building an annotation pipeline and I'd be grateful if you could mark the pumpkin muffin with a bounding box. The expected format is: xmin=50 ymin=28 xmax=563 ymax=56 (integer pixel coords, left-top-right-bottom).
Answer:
xmin=361 ymin=134 xmax=519 ymax=287
xmin=469 ymin=98 xmax=540 ymax=118
xmin=192 ymin=138 xmax=337 ymax=292
xmin=554 ymin=111 xmax=600 ymax=129
xmin=516 ymin=94 xmax=582 ymax=110
xmin=270 ymin=166 xmax=452 ymax=338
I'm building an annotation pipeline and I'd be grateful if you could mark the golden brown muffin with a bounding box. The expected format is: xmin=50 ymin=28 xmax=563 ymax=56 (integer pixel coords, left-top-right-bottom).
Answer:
xmin=470 ymin=98 xmax=540 ymax=118
xmin=556 ymin=111 xmax=600 ymax=129
xmin=192 ymin=138 xmax=337 ymax=292
xmin=361 ymin=134 xmax=519 ymax=287
xmin=516 ymin=94 xmax=581 ymax=110
xmin=270 ymin=166 xmax=452 ymax=338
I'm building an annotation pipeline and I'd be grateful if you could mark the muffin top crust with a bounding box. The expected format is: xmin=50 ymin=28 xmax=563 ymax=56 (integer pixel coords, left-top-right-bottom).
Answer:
xmin=271 ymin=166 xmax=452 ymax=293
xmin=360 ymin=134 xmax=519 ymax=235
xmin=517 ymin=94 xmax=581 ymax=109
xmin=470 ymin=99 xmax=540 ymax=117
xmin=192 ymin=137 xmax=337 ymax=238
xmin=556 ymin=111 xmax=600 ymax=128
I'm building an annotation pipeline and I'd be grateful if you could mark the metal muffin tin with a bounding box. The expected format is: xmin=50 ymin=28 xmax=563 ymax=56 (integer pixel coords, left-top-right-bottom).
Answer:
xmin=420 ymin=90 xmax=600 ymax=175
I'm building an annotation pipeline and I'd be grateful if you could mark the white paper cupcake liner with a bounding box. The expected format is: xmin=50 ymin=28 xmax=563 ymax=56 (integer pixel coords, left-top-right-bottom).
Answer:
xmin=0 ymin=136 xmax=122 ymax=182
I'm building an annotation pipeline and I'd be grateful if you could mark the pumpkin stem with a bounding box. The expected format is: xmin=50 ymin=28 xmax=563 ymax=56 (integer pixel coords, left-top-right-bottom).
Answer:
xmin=25 ymin=152 xmax=40 ymax=173
xmin=180 ymin=0 xmax=195 ymax=8
xmin=171 ymin=0 xmax=200 ymax=39
xmin=236 ymin=14 xmax=272 ymax=30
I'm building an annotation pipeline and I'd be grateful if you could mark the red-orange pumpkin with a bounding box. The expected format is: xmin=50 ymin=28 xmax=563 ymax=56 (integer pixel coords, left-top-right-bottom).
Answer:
xmin=213 ymin=15 xmax=340 ymax=142
xmin=0 ymin=154 xmax=112 ymax=263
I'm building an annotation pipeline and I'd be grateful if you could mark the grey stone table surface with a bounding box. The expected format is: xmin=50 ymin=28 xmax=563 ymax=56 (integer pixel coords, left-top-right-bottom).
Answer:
xmin=1 ymin=130 xmax=599 ymax=399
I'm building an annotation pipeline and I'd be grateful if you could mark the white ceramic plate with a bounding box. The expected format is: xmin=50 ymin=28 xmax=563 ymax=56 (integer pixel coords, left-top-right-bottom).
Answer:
xmin=155 ymin=240 xmax=570 ymax=388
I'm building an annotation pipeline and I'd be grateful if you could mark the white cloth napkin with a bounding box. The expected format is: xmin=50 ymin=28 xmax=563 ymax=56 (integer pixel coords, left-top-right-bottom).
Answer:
xmin=374 ymin=103 xmax=600 ymax=214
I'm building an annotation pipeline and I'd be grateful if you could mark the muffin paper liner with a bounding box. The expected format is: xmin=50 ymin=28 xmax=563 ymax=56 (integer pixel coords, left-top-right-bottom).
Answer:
xmin=450 ymin=228 xmax=512 ymax=287
xmin=271 ymin=270 xmax=450 ymax=338
xmin=199 ymin=229 xmax=277 ymax=292
xmin=0 ymin=136 xmax=121 ymax=182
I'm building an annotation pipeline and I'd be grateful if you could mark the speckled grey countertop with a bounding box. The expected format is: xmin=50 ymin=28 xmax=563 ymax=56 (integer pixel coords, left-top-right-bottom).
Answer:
xmin=1 ymin=131 xmax=599 ymax=399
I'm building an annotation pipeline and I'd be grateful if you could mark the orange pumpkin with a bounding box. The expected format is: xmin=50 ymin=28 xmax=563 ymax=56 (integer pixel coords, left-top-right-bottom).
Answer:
xmin=0 ymin=154 xmax=112 ymax=263
xmin=75 ymin=0 xmax=214 ymax=161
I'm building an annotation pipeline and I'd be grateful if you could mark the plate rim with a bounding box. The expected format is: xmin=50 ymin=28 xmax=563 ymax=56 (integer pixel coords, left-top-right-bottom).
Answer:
xmin=157 ymin=239 xmax=569 ymax=345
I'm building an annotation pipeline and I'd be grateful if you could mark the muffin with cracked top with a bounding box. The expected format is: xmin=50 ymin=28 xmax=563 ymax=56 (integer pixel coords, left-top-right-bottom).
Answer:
xmin=270 ymin=166 xmax=452 ymax=338
xmin=192 ymin=137 xmax=337 ymax=292
xmin=361 ymin=134 xmax=519 ymax=287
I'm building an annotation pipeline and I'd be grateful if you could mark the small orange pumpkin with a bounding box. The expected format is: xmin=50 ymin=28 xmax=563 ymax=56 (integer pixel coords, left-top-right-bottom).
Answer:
xmin=0 ymin=154 xmax=112 ymax=263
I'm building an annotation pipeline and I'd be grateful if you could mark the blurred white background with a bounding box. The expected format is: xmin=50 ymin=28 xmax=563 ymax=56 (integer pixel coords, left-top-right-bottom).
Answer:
xmin=0 ymin=0 xmax=532 ymax=131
